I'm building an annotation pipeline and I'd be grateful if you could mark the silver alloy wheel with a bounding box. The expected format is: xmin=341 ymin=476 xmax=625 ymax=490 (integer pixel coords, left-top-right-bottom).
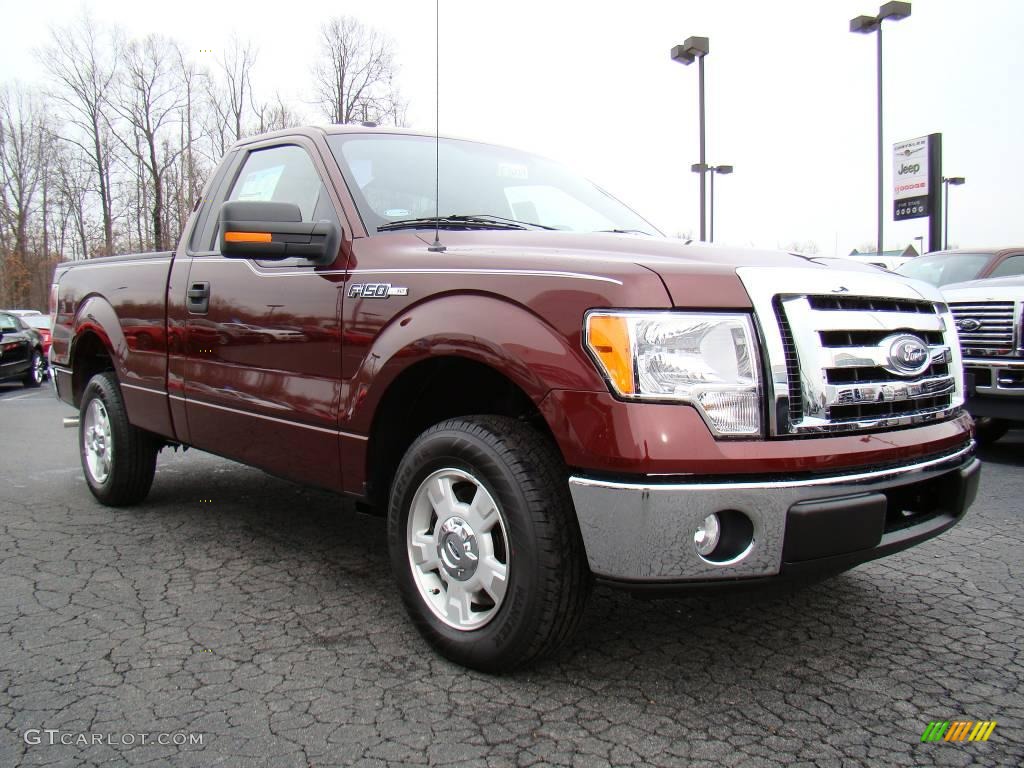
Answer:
xmin=407 ymin=468 xmax=510 ymax=631
xmin=31 ymin=353 xmax=45 ymax=384
xmin=83 ymin=399 xmax=112 ymax=484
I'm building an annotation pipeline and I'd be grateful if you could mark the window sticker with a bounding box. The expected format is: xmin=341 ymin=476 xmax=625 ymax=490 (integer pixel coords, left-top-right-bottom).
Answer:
xmin=236 ymin=166 xmax=285 ymax=201
xmin=497 ymin=162 xmax=529 ymax=180
xmin=348 ymin=158 xmax=374 ymax=189
xmin=385 ymin=208 xmax=411 ymax=217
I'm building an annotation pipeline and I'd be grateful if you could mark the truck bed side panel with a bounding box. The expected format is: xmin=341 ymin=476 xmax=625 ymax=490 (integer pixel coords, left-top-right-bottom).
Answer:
xmin=53 ymin=252 xmax=175 ymax=439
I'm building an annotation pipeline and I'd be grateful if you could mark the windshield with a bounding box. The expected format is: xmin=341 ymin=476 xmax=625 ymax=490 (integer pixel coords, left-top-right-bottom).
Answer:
xmin=326 ymin=134 xmax=659 ymax=236
xmin=895 ymin=252 xmax=990 ymax=286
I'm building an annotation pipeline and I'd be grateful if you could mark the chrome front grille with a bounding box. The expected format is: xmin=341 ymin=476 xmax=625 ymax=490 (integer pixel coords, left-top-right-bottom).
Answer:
xmin=949 ymin=301 xmax=1017 ymax=355
xmin=738 ymin=267 xmax=964 ymax=437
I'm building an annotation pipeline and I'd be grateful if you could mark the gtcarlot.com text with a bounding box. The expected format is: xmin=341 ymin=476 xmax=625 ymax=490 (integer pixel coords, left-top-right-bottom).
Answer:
xmin=23 ymin=729 xmax=205 ymax=747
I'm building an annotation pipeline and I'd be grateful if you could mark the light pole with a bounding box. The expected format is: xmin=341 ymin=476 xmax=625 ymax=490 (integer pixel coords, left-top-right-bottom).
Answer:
xmin=850 ymin=2 xmax=912 ymax=256
xmin=942 ymin=176 xmax=965 ymax=249
xmin=671 ymin=36 xmax=710 ymax=241
xmin=692 ymin=164 xmax=734 ymax=242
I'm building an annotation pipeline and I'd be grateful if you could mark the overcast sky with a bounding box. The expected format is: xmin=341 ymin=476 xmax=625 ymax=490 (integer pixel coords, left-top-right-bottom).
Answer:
xmin=4 ymin=0 xmax=1022 ymax=255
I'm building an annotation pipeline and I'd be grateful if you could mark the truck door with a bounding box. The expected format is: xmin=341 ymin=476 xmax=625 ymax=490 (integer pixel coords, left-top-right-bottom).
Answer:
xmin=179 ymin=137 xmax=349 ymax=491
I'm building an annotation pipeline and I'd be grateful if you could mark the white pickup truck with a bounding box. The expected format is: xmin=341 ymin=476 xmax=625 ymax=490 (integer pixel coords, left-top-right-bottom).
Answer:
xmin=944 ymin=274 xmax=1024 ymax=444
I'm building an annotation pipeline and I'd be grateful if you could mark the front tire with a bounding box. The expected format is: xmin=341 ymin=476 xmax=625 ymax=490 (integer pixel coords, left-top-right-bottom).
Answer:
xmin=23 ymin=349 xmax=44 ymax=388
xmin=387 ymin=416 xmax=589 ymax=672
xmin=79 ymin=372 xmax=159 ymax=506
xmin=974 ymin=416 xmax=1009 ymax=446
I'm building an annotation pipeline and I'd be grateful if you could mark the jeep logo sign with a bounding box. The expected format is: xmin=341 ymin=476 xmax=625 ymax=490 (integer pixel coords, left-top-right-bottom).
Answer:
xmin=893 ymin=136 xmax=930 ymax=221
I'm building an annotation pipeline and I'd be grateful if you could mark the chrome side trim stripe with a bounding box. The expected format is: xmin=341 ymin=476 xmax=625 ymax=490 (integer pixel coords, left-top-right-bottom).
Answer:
xmin=212 ymin=259 xmax=621 ymax=285
xmin=569 ymin=442 xmax=974 ymax=493
xmin=347 ymin=268 xmax=623 ymax=285
xmin=169 ymin=393 xmax=368 ymax=440
xmin=121 ymin=382 xmax=167 ymax=397
xmin=61 ymin=259 xmax=172 ymax=270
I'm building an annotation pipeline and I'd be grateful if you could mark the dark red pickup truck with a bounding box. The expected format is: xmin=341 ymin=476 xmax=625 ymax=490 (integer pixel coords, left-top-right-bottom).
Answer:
xmin=51 ymin=126 xmax=979 ymax=670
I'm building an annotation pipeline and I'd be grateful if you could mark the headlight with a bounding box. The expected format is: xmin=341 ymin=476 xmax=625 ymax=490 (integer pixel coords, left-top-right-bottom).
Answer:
xmin=585 ymin=311 xmax=762 ymax=436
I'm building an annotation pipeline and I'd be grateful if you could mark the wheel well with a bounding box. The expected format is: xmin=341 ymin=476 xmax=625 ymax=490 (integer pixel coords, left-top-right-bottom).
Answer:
xmin=71 ymin=332 xmax=115 ymax=407
xmin=365 ymin=357 xmax=559 ymax=509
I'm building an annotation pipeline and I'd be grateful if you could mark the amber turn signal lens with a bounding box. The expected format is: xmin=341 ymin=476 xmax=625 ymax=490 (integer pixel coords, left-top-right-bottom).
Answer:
xmin=224 ymin=231 xmax=272 ymax=243
xmin=586 ymin=314 xmax=635 ymax=395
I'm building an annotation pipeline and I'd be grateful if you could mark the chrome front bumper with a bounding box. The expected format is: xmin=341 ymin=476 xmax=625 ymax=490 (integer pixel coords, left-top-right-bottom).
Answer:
xmin=568 ymin=443 xmax=979 ymax=583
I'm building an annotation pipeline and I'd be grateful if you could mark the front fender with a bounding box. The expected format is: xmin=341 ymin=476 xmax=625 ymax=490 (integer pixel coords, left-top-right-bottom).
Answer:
xmin=343 ymin=294 xmax=607 ymax=433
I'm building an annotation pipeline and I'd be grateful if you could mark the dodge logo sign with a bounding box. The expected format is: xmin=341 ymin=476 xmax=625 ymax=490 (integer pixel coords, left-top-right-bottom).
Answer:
xmin=956 ymin=318 xmax=982 ymax=332
xmin=880 ymin=334 xmax=931 ymax=377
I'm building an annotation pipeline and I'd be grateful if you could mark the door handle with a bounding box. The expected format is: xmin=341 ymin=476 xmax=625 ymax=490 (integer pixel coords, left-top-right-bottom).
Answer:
xmin=186 ymin=282 xmax=210 ymax=314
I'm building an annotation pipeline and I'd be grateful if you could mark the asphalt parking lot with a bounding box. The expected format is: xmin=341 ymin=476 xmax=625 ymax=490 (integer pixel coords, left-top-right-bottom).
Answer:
xmin=1 ymin=382 xmax=1021 ymax=767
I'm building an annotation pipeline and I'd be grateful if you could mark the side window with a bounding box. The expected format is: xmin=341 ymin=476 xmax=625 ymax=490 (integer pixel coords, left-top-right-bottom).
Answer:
xmin=205 ymin=145 xmax=341 ymax=257
xmin=224 ymin=145 xmax=339 ymax=231
xmin=0 ymin=313 xmax=18 ymax=333
xmin=189 ymin=150 xmax=239 ymax=254
xmin=988 ymin=254 xmax=1024 ymax=278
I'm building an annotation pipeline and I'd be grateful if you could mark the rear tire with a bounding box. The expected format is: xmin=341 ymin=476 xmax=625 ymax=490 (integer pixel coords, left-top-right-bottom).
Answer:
xmin=79 ymin=372 xmax=159 ymax=506
xmin=22 ymin=349 xmax=44 ymax=388
xmin=974 ymin=416 xmax=1009 ymax=446
xmin=387 ymin=416 xmax=590 ymax=672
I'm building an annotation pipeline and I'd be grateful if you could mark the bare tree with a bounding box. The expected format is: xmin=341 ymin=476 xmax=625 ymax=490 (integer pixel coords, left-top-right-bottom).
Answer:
xmin=784 ymin=240 xmax=821 ymax=255
xmin=51 ymin=139 xmax=93 ymax=260
xmin=0 ymin=85 xmax=46 ymax=306
xmin=175 ymin=45 xmax=206 ymax=213
xmin=202 ymin=36 xmax=259 ymax=157
xmin=253 ymin=92 xmax=304 ymax=134
xmin=111 ymin=34 xmax=185 ymax=251
xmin=39 ymin=12 xmax=119 ymax=256
xmin=312 ymin=16 xmax=405 ymax=126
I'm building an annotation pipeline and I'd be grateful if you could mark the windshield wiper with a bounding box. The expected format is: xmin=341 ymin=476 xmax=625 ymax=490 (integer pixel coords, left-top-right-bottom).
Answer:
xmin=377 ymin=214 xmax=555 ymax=232
xmin=456 ymin=214 xmax=557 ymax=230
xmin=596 ymin=228 xmax=651 ymax=235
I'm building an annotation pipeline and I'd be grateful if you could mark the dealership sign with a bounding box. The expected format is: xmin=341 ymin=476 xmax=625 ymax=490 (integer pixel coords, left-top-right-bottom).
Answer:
xmin=893 ymin=136 xmax=930 ymax=220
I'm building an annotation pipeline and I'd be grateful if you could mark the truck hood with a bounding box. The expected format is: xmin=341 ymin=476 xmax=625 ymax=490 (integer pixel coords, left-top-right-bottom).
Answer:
xmin=413 ymin=230 xmax=887 ymax=307
xmin=942 ymin=274 xmax=1024 ymax=302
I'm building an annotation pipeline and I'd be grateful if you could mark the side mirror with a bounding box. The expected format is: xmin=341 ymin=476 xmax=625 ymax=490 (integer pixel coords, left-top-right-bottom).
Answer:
xmin=218 ymin=201 xmax=341 ymax=266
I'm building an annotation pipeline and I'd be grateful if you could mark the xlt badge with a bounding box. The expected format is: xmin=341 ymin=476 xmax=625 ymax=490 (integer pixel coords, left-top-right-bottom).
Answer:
xmin=347 ymin=283 xmax=409 ymax=299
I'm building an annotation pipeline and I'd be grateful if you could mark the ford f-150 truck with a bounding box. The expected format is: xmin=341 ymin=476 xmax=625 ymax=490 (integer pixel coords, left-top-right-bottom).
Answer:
xmin=51 ymin=126 xmax=979 ymax=671
xmin=945 ymin=273 xmax=1024 ymax=444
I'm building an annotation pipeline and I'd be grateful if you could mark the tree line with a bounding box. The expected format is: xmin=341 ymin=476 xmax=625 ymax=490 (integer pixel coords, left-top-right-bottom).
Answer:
xmin=0 ymin=12 xmax=405 ymax=310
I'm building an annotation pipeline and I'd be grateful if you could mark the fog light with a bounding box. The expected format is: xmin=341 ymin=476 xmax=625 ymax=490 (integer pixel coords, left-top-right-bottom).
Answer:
xmin=694 ymin=513 xmax=721 ymax=556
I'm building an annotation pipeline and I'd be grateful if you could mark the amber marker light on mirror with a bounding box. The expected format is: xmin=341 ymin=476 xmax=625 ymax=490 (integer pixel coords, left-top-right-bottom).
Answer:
xmin=586 ymin=314 xmax=635 ymax=395
xmin=224 ymin=231 xmax=272 ymax=243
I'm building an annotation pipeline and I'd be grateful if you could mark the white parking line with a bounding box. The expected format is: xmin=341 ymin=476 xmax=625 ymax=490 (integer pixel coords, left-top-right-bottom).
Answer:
xmin=1 ymin=392 xmax=40 ymax=402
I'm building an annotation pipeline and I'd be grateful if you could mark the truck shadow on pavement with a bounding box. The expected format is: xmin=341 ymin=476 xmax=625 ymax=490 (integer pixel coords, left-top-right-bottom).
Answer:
xmin=976 ymin=429 xmax=1024 ymax=467
xmin=131 ymin=450 xmax=948 ymax=693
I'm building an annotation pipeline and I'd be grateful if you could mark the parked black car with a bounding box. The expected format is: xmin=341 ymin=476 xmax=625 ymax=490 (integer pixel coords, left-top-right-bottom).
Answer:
xmin=0 ymin=311 xmax=46 ymax=388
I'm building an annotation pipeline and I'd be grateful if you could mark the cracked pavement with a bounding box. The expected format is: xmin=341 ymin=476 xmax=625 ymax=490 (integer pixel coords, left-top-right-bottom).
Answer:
xmin=1 ymin=384 xmax=1021 ymax=767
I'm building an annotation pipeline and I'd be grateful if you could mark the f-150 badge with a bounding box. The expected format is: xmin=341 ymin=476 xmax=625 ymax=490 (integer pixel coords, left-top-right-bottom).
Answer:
xmin=348 ymin=283 xmax=409 ymax=298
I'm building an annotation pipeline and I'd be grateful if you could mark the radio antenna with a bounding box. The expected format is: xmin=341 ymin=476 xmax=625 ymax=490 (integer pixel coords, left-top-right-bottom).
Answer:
xmin=427 ymin=0 xmax=446 ymax=253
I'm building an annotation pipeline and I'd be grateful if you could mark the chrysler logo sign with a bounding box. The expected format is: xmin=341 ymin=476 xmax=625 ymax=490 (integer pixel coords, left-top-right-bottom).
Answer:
xmin=880 ymin=334 xmax=931 ymax=377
